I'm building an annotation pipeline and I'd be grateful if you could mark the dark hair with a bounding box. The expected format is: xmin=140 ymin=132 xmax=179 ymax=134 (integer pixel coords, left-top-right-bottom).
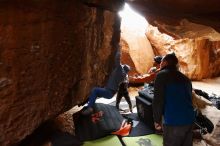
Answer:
xmin=154 ymin=56 xmax=162 ymax=64
xmin=123 ymin=64 xmax=131 ymax=73
xmin=162 ymin=53 xmax=178 ymax=68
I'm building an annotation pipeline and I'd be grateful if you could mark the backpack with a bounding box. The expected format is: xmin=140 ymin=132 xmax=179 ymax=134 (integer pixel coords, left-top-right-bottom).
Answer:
xmin=195 ymin=112 xmax=214 ymax=135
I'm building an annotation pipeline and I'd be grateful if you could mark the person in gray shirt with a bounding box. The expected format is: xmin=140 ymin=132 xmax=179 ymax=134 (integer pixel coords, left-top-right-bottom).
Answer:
xmin=82 ymin=47 xmax=131 ymax=115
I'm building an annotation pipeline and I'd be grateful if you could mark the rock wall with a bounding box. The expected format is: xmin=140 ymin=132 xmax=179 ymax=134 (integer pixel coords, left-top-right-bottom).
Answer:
xmin=120 ymin=32 xmax=154 ymax=76
xmin=119 ymin=7 xmax=155 ymax=75
xmin=147 ymin=20 xmax=220 ymax=80
xmin=127 ymin=0 xmax=220 ymax=14
xmin=0 ymin=0 xmax=121 ymax=145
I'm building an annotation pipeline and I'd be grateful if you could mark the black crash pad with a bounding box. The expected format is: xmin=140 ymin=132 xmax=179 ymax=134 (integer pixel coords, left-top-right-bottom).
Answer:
xmin=51 ymin=132 xmax=83 ymax=146
xmin=75 ymin=103 xmax=124 ymax=141
xmin=122 ymin=113 xmax=154 ymax=137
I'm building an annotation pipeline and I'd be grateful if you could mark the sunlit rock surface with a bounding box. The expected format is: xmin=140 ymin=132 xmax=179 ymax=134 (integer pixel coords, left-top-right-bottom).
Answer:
xmin=0 ymin=1 xmax=121 ymax=145
xmin=120 ymin=5 xmax=155 ymax=76
xmin=120 ymin=35 xmax=154 ymax=75
xmin=147 ymin=20 xmax=220 ymax=80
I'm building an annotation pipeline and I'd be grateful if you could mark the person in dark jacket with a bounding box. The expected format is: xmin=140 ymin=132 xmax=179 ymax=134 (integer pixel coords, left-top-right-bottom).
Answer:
xmin=82 ymin=47 xmax=131 ymax=115
xmin=116 ymin=74 xmax=132 ymax=112
xmin=152 ymin=53 xmax=195 ymax=146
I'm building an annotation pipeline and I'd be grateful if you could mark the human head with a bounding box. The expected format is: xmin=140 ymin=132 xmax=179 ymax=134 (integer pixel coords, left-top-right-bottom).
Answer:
xmin=122 ymin=64 xmax=131 ymax=74
xmin=160 ymin=53 xmax=178 ymax=69
xmin=153 ymin=56 xmax=162 ymax=67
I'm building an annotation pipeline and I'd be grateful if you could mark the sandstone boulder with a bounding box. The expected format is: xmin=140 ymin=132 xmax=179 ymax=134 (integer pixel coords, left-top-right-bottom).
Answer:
xmin=147 ymin=20 xmax=220 ymax=80
xmin=120 ymin=24 xmax=155 ymax=75
xmin=0 ymin=1 xmax=121 ymax=145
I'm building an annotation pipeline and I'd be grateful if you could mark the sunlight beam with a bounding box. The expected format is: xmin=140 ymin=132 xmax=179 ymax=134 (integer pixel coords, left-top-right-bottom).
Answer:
xmin=119 ymin=3 xmax=148 ymax=36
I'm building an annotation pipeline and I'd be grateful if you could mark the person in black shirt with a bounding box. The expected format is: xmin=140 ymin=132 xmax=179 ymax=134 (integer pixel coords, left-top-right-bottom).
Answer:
xmin=116 ymin=74 xmax=132 ymax=112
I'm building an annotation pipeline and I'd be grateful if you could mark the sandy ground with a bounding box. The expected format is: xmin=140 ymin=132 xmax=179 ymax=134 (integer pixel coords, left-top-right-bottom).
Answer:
xmin=192 ymin=77 xmax=220 ymax=96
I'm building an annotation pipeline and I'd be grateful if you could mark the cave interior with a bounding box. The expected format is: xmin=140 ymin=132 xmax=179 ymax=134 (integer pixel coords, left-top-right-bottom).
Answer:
xmin=0 ymin=0 xmax=220 ymax=146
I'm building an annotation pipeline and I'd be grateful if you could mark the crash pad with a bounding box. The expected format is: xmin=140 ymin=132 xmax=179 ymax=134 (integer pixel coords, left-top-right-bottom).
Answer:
xmin=122 ymin=113 xmax=154 ymax=137
xmin=83 ymin=135 xmax=122 ymax=146
xmin=75 ymin=103 xmax=124 ymax=141
xmin=122 ymin=134 xmax=163 ymax=146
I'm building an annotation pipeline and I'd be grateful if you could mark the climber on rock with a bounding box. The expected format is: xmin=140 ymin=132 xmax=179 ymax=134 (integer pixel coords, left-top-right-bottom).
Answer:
xmin=81 ymin=46 xmax=131 ymax=115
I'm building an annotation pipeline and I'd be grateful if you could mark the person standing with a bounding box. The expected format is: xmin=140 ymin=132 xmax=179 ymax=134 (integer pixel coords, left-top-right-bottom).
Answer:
xmin=116 ymin=74 xmax=132 ymax=112
xmin=152 ymin=53 xmax=196 ymax=146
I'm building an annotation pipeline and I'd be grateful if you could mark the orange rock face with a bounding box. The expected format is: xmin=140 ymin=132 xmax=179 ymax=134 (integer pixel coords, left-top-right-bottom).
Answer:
xmin=120 ymin=14 xmax=155 ymax=75
xmin=0 ymin=1 xmax=121 ymax=145
xmin=147 ymin=20 xmax=220 ymax=80
xmin=120 ymin=36 xmax=154 ymax=76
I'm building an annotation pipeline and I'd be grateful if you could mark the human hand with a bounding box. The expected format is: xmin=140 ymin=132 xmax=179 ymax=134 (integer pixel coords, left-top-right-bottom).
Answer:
xmin=154 ymin=122 xmax=162 ymax=131
xmin=129 ymin=74 xmax=138 ymax=79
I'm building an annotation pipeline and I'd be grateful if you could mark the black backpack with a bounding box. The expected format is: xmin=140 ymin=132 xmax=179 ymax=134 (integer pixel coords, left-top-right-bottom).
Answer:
xmin=195 ymin=112 xmax=214 ymax=135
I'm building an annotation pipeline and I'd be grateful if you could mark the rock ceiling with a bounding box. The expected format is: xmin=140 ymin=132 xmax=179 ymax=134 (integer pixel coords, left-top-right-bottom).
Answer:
xmin=126 ymin=0 xmax=220 ymax=13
